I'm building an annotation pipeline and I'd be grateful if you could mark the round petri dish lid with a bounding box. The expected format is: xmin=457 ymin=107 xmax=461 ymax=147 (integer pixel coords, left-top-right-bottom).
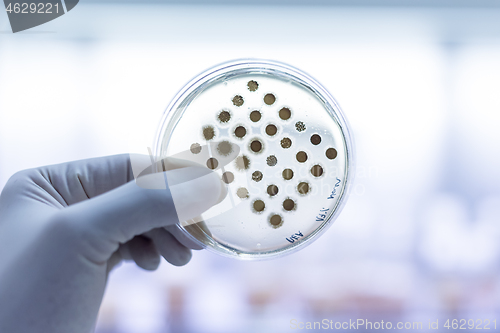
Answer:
xmin=154 ymin=59 xmax=354 ymax=260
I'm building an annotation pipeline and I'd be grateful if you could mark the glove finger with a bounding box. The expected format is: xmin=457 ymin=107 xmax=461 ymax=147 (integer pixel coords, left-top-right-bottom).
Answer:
xmin=106 ymin=249 xmax=124 ymax=275
xmin=145 ymin=228 xmax=192 ymax=266
xmin=37 ymin=154 xmax=134 ymax=206
xmin=129 ymin=154 xmax=204 ymax=180
xmin=127 ymin=235 xmax=161 ymax=271
xmin=30 ymin=154 xmax=214 ymax=208
xmin=60 ymin=166 xmax=223 ymax=263
xmin=118 ymin=243 xmax=133 ymax=260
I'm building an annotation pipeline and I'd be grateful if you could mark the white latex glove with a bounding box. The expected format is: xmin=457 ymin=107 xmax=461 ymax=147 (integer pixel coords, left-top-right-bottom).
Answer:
xmin=0 ymin=154 xmax=224 ymax=333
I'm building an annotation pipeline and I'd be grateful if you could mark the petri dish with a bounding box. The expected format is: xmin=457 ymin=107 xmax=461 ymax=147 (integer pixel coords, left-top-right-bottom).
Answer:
xmin=154 ymin=59 xmax=354 ymax=260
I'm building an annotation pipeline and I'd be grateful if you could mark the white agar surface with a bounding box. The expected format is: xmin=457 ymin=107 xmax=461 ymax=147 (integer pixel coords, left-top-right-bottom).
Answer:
xmin=158 ymin=71 xmax=349 ymax=258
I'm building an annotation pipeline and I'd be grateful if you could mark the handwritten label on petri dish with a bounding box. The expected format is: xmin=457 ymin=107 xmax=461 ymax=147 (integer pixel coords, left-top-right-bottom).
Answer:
xmin=327 ymin=178 xmax=342 ymax=200
xmin=286 ymin=231 xmax=304 ymax=244
xmin=316 ymin=208 xmax=330 ymax=222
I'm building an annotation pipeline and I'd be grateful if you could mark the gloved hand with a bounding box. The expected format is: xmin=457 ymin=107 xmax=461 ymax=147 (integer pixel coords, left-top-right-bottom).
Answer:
xmin=0 ymin=154 xmax=224 ymax=333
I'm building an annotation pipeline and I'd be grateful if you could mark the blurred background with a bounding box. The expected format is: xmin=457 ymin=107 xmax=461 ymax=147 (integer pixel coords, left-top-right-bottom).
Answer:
xmin=1 ymin=0 xmax=500 ymax=332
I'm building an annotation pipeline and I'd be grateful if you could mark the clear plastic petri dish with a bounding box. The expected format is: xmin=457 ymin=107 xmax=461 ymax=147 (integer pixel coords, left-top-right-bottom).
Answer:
xmin=154 ymin=59 xmax=354 ymax=260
